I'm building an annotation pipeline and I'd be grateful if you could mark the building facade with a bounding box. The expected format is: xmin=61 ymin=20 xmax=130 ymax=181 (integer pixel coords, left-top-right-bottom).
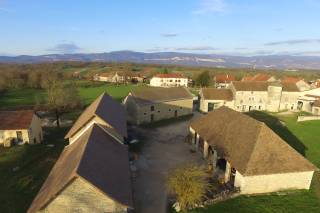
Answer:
xmin=149 ymin=73 xmax=189 ymax=87
xmin=214 ymin=74 xmax=235 ymax=89
xmin=0 ymin=110 xmax=43 ymax=147
xmin=200 ymin=81 xmax=303 ymax=113
xmin=124 ymin=87 xmax=193 ymax=125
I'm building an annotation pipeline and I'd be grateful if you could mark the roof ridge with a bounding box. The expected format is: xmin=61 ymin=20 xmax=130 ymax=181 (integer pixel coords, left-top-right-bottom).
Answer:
xmin=242 ymin=122 xmax=265 ymax=175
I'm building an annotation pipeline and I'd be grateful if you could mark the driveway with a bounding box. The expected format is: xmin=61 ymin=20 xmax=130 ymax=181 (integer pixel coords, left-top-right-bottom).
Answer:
xmin=131 ymin=113 xmax=204 ymax=213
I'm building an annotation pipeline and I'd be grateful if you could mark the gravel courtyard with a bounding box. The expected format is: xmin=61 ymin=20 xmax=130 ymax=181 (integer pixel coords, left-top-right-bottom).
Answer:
xmin=131 ymin=113 xmax=204 ymax=213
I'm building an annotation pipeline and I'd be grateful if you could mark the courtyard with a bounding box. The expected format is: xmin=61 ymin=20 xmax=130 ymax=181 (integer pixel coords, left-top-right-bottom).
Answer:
xmin=131 ymin=113 xmax=205 ymax=213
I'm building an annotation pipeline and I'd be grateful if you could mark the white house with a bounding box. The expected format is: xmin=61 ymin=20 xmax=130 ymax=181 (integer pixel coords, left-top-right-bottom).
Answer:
xmin=149 ymin=73 xmax=189 ymax=87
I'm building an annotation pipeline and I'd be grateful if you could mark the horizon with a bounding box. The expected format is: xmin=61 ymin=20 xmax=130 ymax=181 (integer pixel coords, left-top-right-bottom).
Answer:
xmin=1 ymin=0 xmax=320 ymax=56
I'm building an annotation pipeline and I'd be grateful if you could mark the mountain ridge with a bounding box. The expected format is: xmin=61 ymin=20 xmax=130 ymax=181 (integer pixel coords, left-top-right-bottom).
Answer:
xmin=1 ymin=51 xmax=320 ymax=70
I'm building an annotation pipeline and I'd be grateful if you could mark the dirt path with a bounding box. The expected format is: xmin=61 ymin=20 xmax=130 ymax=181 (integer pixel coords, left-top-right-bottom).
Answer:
xmin=132 ymin=114 xmax=204 ymax=213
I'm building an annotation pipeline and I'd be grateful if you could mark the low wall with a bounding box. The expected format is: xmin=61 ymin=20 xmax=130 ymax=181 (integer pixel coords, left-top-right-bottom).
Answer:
xmin=297 ymin=116 xmax=320 ymax=122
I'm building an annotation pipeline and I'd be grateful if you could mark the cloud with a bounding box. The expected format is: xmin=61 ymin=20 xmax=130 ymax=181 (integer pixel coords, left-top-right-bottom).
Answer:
xmin=47 ymin=42 xmax=82 ymax=54
xmin=193 ymin=0 xmax=227 ymax=14
xmin=265 ymin=39 xmax=320 ymax=46
xmin=161 ymin=33 xmax=178 ymax=37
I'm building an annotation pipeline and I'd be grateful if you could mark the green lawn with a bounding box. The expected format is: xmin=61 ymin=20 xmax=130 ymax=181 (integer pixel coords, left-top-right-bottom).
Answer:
xmin=0 ymin=82 xmax=144 ymax=108
xmin=0 ymin=127 xmax=68 ymax=213
xmin=187 ymin=112 xmax=320 ymax=213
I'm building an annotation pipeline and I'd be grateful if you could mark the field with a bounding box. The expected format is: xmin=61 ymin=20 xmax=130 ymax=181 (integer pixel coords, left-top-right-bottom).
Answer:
xmin=186 ymin=112 xmax=320 ymax=213
xmin=0 ymin=82 xmax=144 ymax=108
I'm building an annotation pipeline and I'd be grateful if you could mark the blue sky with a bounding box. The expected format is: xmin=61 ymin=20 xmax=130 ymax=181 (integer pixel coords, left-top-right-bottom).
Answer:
xmin=1 ymin=0 xmax=320 ymax=56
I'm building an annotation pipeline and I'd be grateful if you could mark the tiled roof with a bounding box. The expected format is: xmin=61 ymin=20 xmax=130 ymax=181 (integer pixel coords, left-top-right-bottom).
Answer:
xmin=28 ymin=124 xmax=133 ymax=213
xmin=214 ymin=74 xmax=235 ymax=83
xmin=281 ymin=76 xmax=303 ymax=83
xmin=0 ymin=110 xmax=35 ymax=130
xmin=129 ymin=86 xmax=193 ymax=105
xmin=154 ymin=73 xmax=187 ymax=79
xmin=232 ymin=81 xmax=269 ymax=91
xmin=201 ymin=88 xmax=233 ymax=101
xmin=190 ymin=107 xmax=317 ymax=176
xmin=65 ymin=93 xmax=127 ymax=138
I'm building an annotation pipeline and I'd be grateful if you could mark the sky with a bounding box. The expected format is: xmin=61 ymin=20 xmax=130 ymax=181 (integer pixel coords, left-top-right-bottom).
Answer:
xmin=1 ymin=0 xmax=320 ymax=56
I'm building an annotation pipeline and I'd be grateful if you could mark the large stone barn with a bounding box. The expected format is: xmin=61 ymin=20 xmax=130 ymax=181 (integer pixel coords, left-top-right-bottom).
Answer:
xmin=28 ymin=93 xmax=133 ymax=213
xmin=27 ymin=124 xmax=133 ymax=213
xmin=189 ymin=107 xmax=317 ymax=194
xmin=65 ymin=92 xmax=128 ymax=144
xmin=123 ymin=87 xmax=193 ymax=125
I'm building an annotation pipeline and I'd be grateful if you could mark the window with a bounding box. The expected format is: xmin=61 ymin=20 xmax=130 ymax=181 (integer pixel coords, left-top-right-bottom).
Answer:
xmin=150 ymin=106 xmax=155 ymax=111
xmin=158 ymin=110 xmax=160 ymax=113
xmin=144 ymin=113 xmax=147 ymax=115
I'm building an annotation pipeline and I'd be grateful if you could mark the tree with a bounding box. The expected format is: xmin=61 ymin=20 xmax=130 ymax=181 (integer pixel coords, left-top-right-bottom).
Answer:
xmin=195 ymin=71 xmax=211 ymax=87
xmin=167 ymin=165 xmax=209 ymax=212
xmin=47 ymin=79 xmax=83 ymax=128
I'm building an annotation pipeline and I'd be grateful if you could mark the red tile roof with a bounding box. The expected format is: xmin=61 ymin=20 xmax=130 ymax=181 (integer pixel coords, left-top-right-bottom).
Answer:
xmin=281 ymin=77 xmax=303 ymax=83
xmin=214 ymin=74 xmax=235 ymax=83
xmin=242 ymin=74 xmax=273 ymax=82
xmin=154 ymin=73 xmax=187 ymax=79
xmin=0 ymin=110 xmax=35 ymax=130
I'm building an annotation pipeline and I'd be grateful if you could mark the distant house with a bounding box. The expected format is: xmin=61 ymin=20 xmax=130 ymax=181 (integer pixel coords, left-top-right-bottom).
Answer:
xmin=0 ymin=110 xmax=43 ymax=147
xmin=281 ymin=77 xmax=310 ymax=91
xmin=242 ymin=73 xmax=276 ymax=82
xmin=312 ymin=100 xmax=320 ymax=115
xmin=94 ymin=72 xmax=145 ymax=84
xmin=199 ymin=88 xmax=234 ymax=112
xmin=214 ymin=74 xmax=235 ymax=88
xmin=200 ymin=81 xmax=302 ymax=113
xmin=297 ymin=87 xmax=320 ymax=113
xmin=27 ymin=124 xmax=133 ymax=213
xmin=65 ymin=93 xmax=128 ymax=144
xmin=190 ymin=107 xmax=317 ymax=194
xmin=123 ymin=87 xmax=193 ymax=125
xmin=28 ymin=93 xmax=133 ymax=213
xmin=149 ymin=73 xmax=189 ymax=87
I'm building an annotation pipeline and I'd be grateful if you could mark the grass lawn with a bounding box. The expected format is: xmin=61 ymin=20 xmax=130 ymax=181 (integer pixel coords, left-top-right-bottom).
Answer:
xmin=185 ymin=111 xmax=320 ymax=213
xmin=0 ymin=82 xmax=145 ymax=108
xmin=0 ymin=127 xmax=68 ymax=213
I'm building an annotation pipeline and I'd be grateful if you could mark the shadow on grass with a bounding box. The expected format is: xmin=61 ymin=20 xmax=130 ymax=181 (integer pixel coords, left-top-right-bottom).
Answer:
xmin=0 ymin=127 xmax=68 ymax=213
xmin=246 ymin=111 xmax=306 ymax=156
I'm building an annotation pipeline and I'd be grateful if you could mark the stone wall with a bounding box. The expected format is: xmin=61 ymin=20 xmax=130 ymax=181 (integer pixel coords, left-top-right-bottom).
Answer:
xmin=234 ymin=171 xmax=314 ymax=194
xmin=40 ymin=178 xmax=127 ymax=213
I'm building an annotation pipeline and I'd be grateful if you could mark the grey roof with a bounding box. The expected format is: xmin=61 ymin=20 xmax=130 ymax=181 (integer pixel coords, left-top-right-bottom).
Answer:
xmin=28 ymin=124 xmax=133 ymax=213
xmin=201 ymin=88 xmax=233 ymax=101
xmin=65 ymin=93 xmax=127 ymax=138
xmin=129 ymin=86 xmax=193 ymax=106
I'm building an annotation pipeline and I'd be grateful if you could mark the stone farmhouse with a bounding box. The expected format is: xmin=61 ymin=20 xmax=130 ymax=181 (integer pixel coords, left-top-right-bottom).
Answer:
xmin=0 ymin=110 xmax=43 ymax=147
xmin=297 ymin=87 xmax=320 ymax=114
xmin=200 ymin=81 xmax=305 ymax=113
xmin=190 ymin=107 xmax=317 ymax=194
xmin=94 ymin=72 xmax=145 ymax=84
xmin=149 ymin=73 xmax=189 ymax=87
xmin=124 ymin=87 xmax=193 ymax=125
xmin=28 ymin=93 xmax=133 ymax=213
xmin=214 ymin=74 xmax=235 ymax=88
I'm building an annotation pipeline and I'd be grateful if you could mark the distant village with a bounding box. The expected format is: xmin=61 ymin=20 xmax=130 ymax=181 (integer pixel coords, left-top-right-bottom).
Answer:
xmin=0 ymin=69 xmax=320 ymax=212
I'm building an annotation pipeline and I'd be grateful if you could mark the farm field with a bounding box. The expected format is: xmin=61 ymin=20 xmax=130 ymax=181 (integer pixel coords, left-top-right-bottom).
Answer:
xmin=185 ymin=112 xmax=320 ymax=213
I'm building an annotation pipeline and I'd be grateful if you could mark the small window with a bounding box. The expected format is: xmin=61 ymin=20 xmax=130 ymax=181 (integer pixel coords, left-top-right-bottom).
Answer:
xmin=169 ymin=109 xmax=171 ymax=111
xmin=158 ymin=110 xmax=160 ymax=113
xmin=144 ymin=113 xmax=147 ymax=115
xmin=151 ymin=106 xmax=155 ymax=111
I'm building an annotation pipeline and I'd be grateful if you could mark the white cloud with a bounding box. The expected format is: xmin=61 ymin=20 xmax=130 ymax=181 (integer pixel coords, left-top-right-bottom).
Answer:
xmin=161 ymin=33 xmax=178 ymax=37
xmin=193 ymin=0 xmax=227 ymax=14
